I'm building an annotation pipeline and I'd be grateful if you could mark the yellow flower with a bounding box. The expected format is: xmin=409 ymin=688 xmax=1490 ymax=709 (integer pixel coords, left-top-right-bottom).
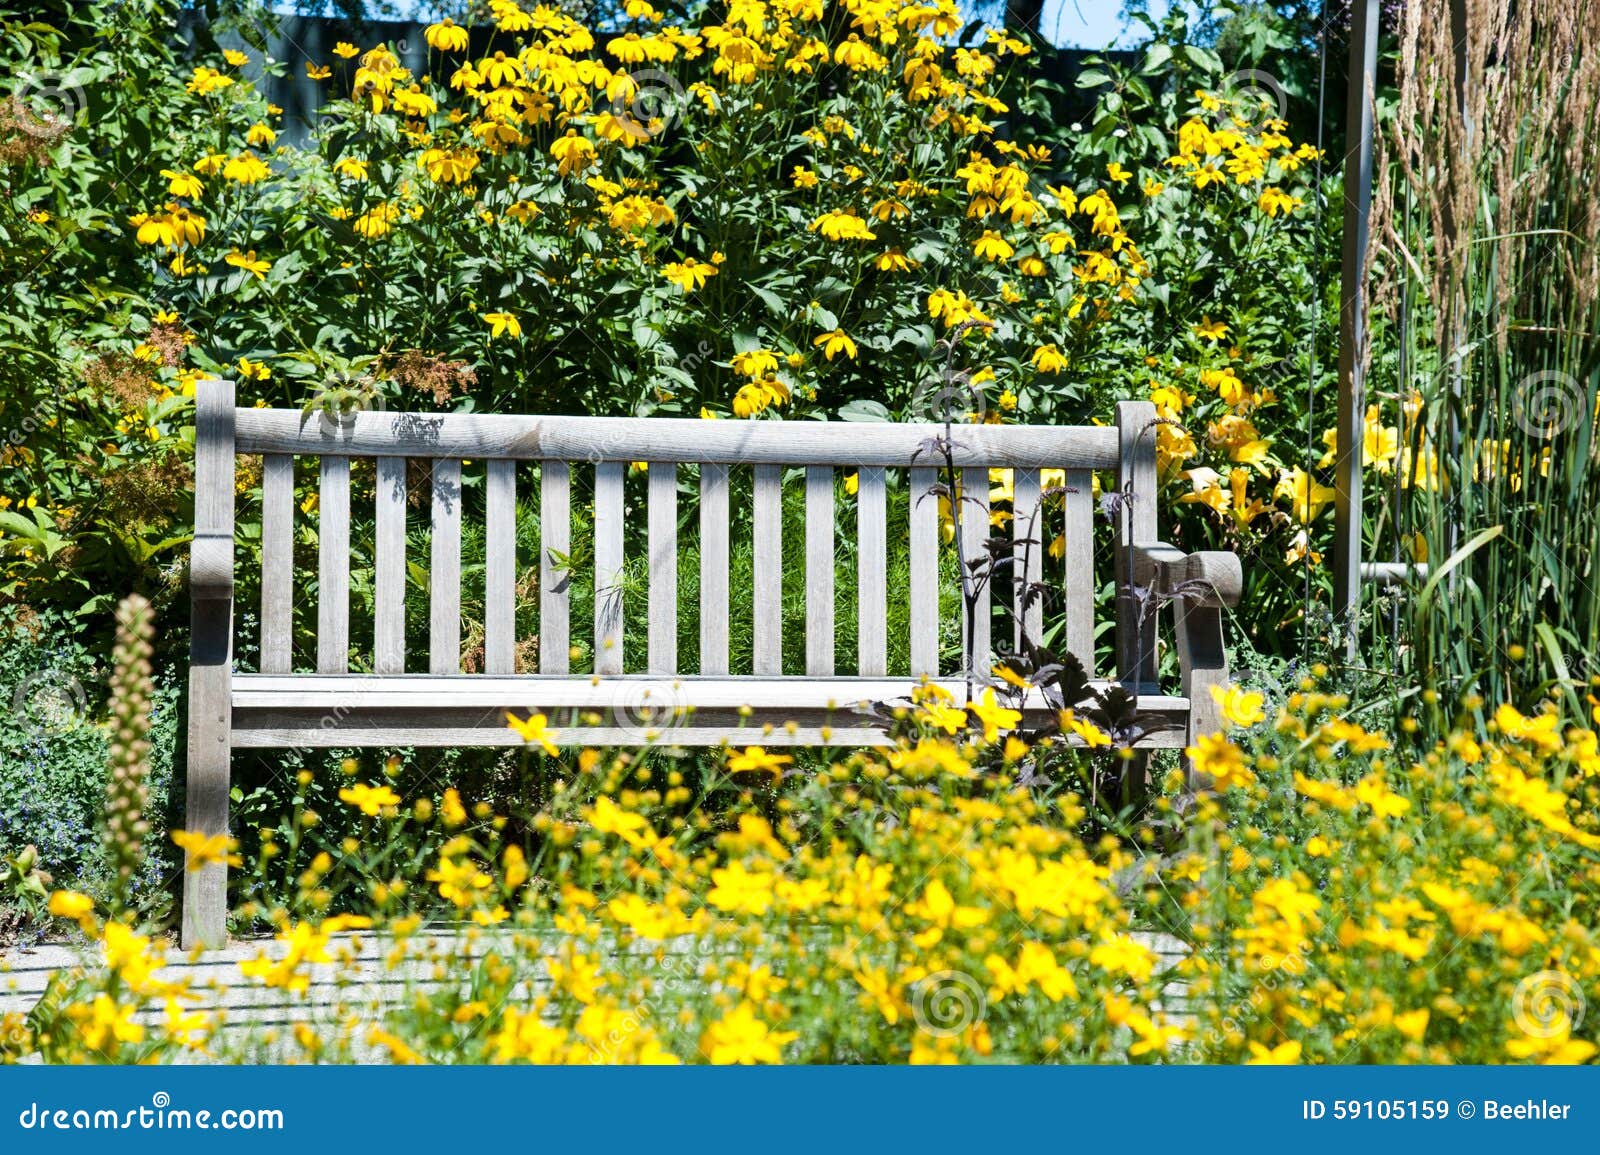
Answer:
xmin=223 ymin=49 xmax=249 ymax=67
xmin=48 ymin=889 xmax=96 ymax=923
xmin=306 ymin=63 xmax=332 ymax=80
xmin=237 ymin=357 xmax=270 ymax=381
xmin=550 ymin=130 xmax=596 ymax=177
xmin=338 ymin=782 xmax=401 ymax=816
xmin=1089 ymin=933 xmax=1158 ymax=981
xmin=1258 ymin=187 xmax=1304 ymax=217
xmin=1185 ymin=731 xmax=1253 ymax=789
xmin=706 ymin=862 xmax=776 ymax=915
xmin=1210 ymin=683 xmax=1266 ymax=727
xmin=245 ymin=123 xmax=276 ymax=148
xmin=1062 ymin=712 xmax=1112 ymax=748
xmin=808 ymin=209 xmax=877 ymax=242
xmin=1107 ymin=161 xmax=1132 ymax=183
xmin=425 ymin=18 xmax=470 ymax=52
xmin=333 ymin=41 xmax=360 ymax=58
xmin=699 ymin=1002 xmax=797 ymax=1064
xmin=968 ymin=687 xmax=1021 ymax=743
xmin=171 ymin=830 xmax=243 ymax=870
xmin=332 ymin=156 xmax=368 ymax=180
xmin=1393 ymin=1009 xmax=1430 ymax=1042
xmin=482 ymin=311 xmax=522 ymax=340
xmin=973 ymin=230 xmax=1014 ymax=262
xmin=1246 ymin=1039 xmax=1302 ymax=1064
xmin=222 ymin=151 xmax=269 ymax=184
xmin=812 ymin=329 xmax=857 ymax=361
xmin=1275 ymin=466 xmax=1335 ymax=524
xmin=727 ymin=745 xmax=793 ymax=781
xmin=588 ymin=796 xmax=657 ymax=850
xmin=1031 ymin=344 xmax=1067 ymax=374
xmin=661 ymin=259 xmax=718 ymax=292
xmin=225 ymin=249 xmax=270 ymax=279
xmin=507 ymin=711 xmax=558 ymax=753
xmin=1193 ymin=315 xmax=1228 ymax=342
xmin=161 ymin=168 xmax=203 ymax=198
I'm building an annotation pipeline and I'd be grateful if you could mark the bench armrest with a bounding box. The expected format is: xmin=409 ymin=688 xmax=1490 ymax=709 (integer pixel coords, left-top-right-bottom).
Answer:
xmin=190 ymin=532 xmax=234 ymax=601
xmin=1130 ymin=542 xmax=1242 ymax=608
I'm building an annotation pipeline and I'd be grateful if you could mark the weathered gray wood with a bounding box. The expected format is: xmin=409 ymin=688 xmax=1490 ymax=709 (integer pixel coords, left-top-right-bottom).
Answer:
xmin=374 ymin=455 xmax=407 ymax=675
xmin=908 ymin=466 xmax=939 ymax=677
xmin=237 ymin=409 xmax=1121 ymax=469
xmin=430 ymin=458 xmax=462 ymax=675
xmin=804 ymin=466 xmax=834 ymax=676
xmin=1132 ymin=543 xmax=1244 ymax=609
xmin=1011 ymin=467 xmax=1042 ymax=651
xmin=960 ymin=466 xmax=991 ymax=677
xmin=699 ymin=464 xmax=729 ymax=675
xmin=230 ymin=679 xmax=1191 ymax=750
xmin=594 ymin=461 xmax=625 ymax=675
xmin=753 ymin=464 xmax=783 ymax=675
xmin=259 ymin=453 xmax=294 ymax=674
xmin=485 ymin=459 xmax=516 ymax=675
xmin=857 ymin=466 xmax=887 ymax=676
xmin=1175 ymin=603 xmax=1231 ymax=785
xmin=1115 ymin=401 xmax=1159 ymax=690
xmin=1062 ymin=468 xmax=1095 ymax=676
xmin=539 ymin=462 xmax=570 ymax=674
xmin=184 ymin=376 xmax=235 ymax=950
xmin=648 ymin=461 xmax=677 ymax=674
xmin=316 ymin=455 xmax=350 ymax=675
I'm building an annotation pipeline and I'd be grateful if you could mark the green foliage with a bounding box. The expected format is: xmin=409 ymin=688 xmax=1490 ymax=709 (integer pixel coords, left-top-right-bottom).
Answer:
xmin=0 ymin=606 xmax=179 ymax=930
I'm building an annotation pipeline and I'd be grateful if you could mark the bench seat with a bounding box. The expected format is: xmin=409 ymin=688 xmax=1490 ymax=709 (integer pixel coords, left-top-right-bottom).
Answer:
xmin=230 ymin=674 xmax=1192 ymax=749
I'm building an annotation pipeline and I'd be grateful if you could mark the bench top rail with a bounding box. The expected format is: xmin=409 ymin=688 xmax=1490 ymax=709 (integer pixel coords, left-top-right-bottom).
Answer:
xmin=234 ymin=408 xmax=1120 ymax=469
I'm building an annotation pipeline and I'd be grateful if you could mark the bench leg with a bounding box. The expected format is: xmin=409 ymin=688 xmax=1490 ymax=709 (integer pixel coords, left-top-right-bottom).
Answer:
xmin=1175 ymin=601 xmax=1229 ymax=790
xmin=182 ymin=600 xmax=232 ymax=951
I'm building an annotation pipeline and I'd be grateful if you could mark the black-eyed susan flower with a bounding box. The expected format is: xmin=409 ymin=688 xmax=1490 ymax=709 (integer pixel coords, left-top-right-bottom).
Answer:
xmin=425 ymin=18 xmax=470 ymax=53
xmin=811 ymin=328 xmax=856 ymax=361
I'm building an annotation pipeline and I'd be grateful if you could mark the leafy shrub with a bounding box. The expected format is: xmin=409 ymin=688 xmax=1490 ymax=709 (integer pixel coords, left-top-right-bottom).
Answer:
xmin=13 ymin=668 xmax=1600 ymax=1064
xmin=0 ymin=606 xmax=179 ymax=931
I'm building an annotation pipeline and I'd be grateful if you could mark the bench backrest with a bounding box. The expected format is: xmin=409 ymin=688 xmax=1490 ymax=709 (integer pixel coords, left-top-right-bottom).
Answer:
xmin=193 ymin=380 xmax=1160 ymax=687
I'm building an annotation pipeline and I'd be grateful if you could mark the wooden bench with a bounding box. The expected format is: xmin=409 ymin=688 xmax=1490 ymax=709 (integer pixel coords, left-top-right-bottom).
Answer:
xmin=183 ymin=380 xmax=1241 ymax=947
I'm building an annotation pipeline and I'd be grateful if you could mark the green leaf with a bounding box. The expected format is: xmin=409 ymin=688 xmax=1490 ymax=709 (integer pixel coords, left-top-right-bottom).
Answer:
xmin=1140 ymin=44 xmax=1172 ymax=75
xmin=838 ymin=399 xmax=891 ymax=422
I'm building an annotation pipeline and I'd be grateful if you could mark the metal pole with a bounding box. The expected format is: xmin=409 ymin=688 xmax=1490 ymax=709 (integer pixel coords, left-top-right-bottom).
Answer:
xmin=1332 ymin=0 xmax=1380 ymax=660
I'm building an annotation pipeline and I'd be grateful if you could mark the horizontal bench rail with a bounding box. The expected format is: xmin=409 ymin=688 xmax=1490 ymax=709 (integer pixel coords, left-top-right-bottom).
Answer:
xmin=234 ymin=409 xmax=1121 ymax=469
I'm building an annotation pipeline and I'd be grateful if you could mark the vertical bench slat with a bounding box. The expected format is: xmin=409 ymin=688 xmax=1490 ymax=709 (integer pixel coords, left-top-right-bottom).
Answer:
xmin=594 ymin=461 xmax=625 ymax=675
xmin=1063 ymin=467 xmax=1095 ymax=676
xmin=857 ymin=466 xmax=887 ymax=676
xmin=1012 ymin=467 xmax=1043 ymax=651
xmin=699 ymin=464 xmax=730 ymax=675
xmin=317 ymin=455 xmax=350 ymax=675
xmin=485 ymin=459 xmax=516 ymax=675
xmin=539 ymin=462 xmax=571 ymax=674
xmin=648 ymin=462 xmax=678 ymax=674
xmin=753 ymin=464 xmax=783 ymax=675
xmin=430 ymin=458 xmax=462 ymax=675
xmin=960 ymin=466 xmax=991 ymax=676
xmin=183 ymin=377 xmax=234 ymax=950
xmin=908 ymin=466 xmax=939 ymax=678
xmin=259 ymin=453 xmax=294 ymax=674
xmin=1116 ymin=400 xmax=1158 ymax=689
xmin=804 ymin=466 xmax=834 ymax=676
xmin=374 ymin=455 xmax=407 ymax=675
